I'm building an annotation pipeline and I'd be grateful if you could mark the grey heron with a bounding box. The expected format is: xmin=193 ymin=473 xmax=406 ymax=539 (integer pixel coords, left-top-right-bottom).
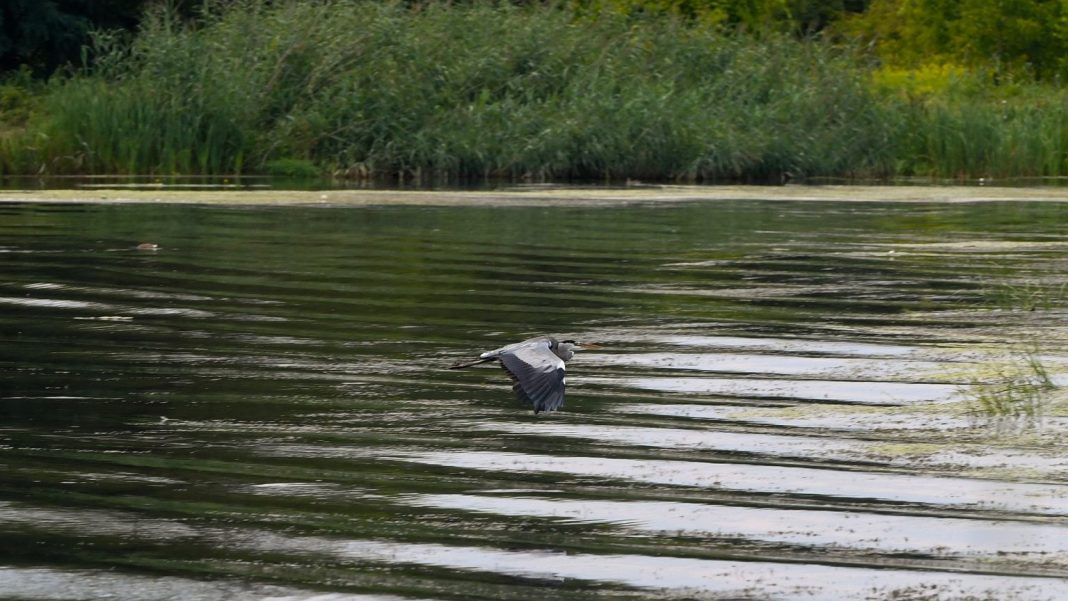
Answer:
xmin=450 ymin=336 xmax=585 ymax=413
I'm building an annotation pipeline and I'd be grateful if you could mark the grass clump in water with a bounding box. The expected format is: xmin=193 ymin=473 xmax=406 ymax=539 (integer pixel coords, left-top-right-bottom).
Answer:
xmin=987 ymin=281 xmax=1068 ymax=312
xmin=961 ymin=349 xmax=1058 ymax=433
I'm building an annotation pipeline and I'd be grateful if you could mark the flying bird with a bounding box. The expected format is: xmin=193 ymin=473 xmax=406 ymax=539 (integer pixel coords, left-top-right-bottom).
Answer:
xmin=450 ymin=336 xmax=585 ymax=413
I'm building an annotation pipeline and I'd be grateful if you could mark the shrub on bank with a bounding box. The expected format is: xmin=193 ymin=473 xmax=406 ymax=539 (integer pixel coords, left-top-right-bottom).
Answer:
xmin=5 ymin=2 xmax=894 ymax=181
xmin=4 ymin=1 xmax=1068 ymax=182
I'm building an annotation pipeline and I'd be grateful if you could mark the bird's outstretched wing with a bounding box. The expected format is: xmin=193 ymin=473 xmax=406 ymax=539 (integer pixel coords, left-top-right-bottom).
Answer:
xmin=498 ymin=340 xmax=566 ymax=414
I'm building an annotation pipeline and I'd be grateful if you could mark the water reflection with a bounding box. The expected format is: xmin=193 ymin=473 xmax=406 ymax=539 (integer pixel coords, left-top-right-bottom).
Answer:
xmin=3 ymin=199 xmax=1068 ymax=599
xmin=404 ymin=493 xmax=1068 ymax=558
xmin=391 ymin=450 xmax=1068 ymax=515
xmin=0 ymin=568 xmax=320 ymax=601
xmin=323 ymin=539 xmax=1068 ymax=599
xmin=646 ymin=335 xmax=920 ymax=356
xmin=588 ymin=351 xmax=944 ymax=378
xmin=589 ymin=375 xmax=958 ymax=404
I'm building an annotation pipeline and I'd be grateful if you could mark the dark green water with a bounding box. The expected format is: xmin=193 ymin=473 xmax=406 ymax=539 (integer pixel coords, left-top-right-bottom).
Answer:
xmin=3 ymin=199 xmax=1068 ymax=600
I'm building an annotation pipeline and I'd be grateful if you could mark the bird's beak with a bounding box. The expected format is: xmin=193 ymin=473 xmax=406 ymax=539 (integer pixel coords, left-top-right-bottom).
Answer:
xmin=579 ymin=342 xmax=601 ymax=349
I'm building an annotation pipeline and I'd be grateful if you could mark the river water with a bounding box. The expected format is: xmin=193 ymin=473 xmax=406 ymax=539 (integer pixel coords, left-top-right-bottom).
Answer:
xmin=2 ymin=197 xmax=1068 ymax=600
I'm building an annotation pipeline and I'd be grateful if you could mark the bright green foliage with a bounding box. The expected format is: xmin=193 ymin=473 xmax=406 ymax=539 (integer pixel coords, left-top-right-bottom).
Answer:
xmin=844 ymin=0 xmax=1067 ymax=79
xmin=867 ymin=62 xmax=1068 ymax=179
xmin=575 ymin=0 xmax=867 ymax=33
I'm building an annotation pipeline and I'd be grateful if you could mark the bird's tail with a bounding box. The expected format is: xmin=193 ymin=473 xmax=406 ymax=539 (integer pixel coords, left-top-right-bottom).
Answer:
xmin=449 ymin=357 xmax=496 ymax=369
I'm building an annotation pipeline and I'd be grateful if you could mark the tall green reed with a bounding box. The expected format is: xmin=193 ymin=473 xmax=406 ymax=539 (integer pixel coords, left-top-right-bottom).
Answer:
xmin=7 ymin=0 xmax=1064 ymax=181
xmin=888 ymin=86 xmax=1068 ymax=179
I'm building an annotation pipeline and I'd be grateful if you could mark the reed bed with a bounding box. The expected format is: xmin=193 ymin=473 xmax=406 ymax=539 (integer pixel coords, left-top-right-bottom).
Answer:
xmin=3 ymin=1 xmax=1068 ymax=182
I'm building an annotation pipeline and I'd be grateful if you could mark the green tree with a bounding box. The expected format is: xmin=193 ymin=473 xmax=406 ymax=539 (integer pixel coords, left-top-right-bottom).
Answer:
xmin=0 ymin=0 xmax=191 ymax=77
xmin=0 ymin=1 xmax=91 ymax=75
xmin=844 ymin=0 xmax=1067 ymax=80
xmin=953 ymin=0 xmax=1064 ymax=78
xmin=574 ymin=0 xmax=868 ymax=34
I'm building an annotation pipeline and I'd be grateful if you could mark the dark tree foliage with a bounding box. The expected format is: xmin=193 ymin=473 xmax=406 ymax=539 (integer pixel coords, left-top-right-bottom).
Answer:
xmin=787 ymin=0 xmax=871 ymax=34
xmin=0 ymin=0 xmax=198 ymax=77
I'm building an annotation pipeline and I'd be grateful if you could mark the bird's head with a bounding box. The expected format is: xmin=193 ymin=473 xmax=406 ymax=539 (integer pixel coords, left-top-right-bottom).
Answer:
xmin=554 ymin=339 xmax=599 ymax=361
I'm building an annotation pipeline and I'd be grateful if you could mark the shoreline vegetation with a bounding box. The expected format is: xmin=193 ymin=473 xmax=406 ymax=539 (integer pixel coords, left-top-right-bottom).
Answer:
xmin=3 ymin=1 xmax=1068 ymax=184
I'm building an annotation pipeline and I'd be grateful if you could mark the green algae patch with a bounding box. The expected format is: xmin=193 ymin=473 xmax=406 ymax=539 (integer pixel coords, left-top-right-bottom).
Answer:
xmin=4 ymin=184 xmax=1068 ymax=207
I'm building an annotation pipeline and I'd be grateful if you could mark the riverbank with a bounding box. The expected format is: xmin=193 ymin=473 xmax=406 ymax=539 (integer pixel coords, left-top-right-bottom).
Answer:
xmin=4 ymin=185 xmax=1068 ymax=206
xmin=6 ymin=2 xmax=1068 ymax=183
